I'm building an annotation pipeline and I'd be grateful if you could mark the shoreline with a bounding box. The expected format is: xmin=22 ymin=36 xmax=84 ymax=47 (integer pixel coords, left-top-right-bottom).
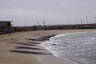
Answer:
xmin=1 ymin=29 xmax=96 ymax=64
xmin=33 ymin=30 xmax=96 ymax=64
xmin=39 ymin=32 xmax=96 ymax=64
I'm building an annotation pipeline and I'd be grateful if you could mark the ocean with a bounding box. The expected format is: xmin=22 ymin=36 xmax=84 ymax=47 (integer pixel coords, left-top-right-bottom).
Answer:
xmin=41 ymin=32 xmax=96 ymax=64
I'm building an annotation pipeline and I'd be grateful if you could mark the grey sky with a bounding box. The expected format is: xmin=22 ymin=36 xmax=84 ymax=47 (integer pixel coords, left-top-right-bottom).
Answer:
xmin=0 ymin=0 xmax=96 ymax=26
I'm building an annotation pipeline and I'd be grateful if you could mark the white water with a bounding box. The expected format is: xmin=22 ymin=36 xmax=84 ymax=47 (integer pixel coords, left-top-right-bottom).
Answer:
xmin=41 ymin=32 xmax=96 ymax=64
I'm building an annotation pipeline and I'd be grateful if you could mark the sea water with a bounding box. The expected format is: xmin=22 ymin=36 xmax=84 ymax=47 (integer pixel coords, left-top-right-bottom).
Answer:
xmin=41 ymin=32 xmax=96 ymax=64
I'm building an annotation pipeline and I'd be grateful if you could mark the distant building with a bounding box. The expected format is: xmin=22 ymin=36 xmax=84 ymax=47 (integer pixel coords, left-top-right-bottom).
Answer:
xmin=0 ymin=21 xmax=13 ymax=32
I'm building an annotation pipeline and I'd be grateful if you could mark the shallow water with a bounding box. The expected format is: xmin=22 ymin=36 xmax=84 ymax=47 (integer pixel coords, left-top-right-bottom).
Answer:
xmin=41 ymin=32 xmax=96 ymax=64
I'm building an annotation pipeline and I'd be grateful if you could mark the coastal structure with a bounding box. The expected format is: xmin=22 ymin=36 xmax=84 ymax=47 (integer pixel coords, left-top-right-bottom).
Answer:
xmin=0 ymin=21 xmax=13 ymax=32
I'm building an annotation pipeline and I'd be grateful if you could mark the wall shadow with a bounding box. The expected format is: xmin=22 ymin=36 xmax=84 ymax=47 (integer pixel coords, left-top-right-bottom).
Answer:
xmin=10 ymin=50 xmax=51 ymax=55
xmin=28 ymin=42 xmax=40 ymax=44
xmin=18 ymin=43 xmax=37 ymax=46
xmin=16 ymin=46 xmax=43 ymax=50
xmin=28 ymin=35 xmax=55 ymax=41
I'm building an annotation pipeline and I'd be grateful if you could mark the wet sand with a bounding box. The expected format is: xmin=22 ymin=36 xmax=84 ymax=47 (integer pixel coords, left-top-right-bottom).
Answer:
xmin=0 ymin=29 xmax=96 ymax=64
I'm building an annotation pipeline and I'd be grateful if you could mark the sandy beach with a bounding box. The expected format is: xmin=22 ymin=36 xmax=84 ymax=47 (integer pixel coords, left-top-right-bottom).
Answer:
xmin=1 ymin=29 xmax=96 ymax=64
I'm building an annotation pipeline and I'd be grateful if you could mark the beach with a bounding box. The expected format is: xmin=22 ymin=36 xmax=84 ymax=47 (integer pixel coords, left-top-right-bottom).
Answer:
xmin=1 ymin=29 xmax=96 ymax=64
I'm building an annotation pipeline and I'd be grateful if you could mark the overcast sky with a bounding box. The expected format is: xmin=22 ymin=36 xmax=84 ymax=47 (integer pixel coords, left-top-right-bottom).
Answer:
xmin=0 ymin=0 xmax=96 ymax=26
